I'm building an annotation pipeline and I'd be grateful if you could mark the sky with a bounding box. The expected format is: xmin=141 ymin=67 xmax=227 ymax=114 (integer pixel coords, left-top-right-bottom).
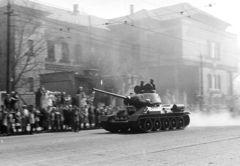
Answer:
xmin=31 ymin=0 xmax=240 ymax=34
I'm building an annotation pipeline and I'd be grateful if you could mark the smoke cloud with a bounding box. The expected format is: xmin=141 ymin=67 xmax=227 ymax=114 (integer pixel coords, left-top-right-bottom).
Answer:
xmin=189 ymin=111 xmax=240 ymax=127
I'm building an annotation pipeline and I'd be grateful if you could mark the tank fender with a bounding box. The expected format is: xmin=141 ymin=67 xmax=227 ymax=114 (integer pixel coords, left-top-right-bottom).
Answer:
xmin=128 ymin=114 xmax=141 ymax=122
xmin=128 ymin=107 xmax=146 ymax=122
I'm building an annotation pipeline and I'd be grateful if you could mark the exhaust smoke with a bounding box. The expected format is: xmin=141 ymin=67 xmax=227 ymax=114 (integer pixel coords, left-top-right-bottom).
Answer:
xmin=189 ymin=111 xmax=240 ymax=127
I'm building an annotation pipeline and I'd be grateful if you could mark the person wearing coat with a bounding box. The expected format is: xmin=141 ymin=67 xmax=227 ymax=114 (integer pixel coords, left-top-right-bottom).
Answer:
xmin=88 ymin=105 xmax=95 ymax=128
xmin=80 ymin=105 xmax=89 ymax=129
xmin=2 ymin=108 xmax=8 ymax=135
xmin=94 ymin=106 xmax=101 ymax=128
xmin=3 ymin=109 xmax=14 ymax=136
xmin=21 ymin=105 xmax=29 ymax=134
xmin=15 ymin=108 xmax=22 ymax=134
xmin=29 ymin=109 xmax=35 ymax=134
xmin=76 ymin=87 xmax=87 ymax=108
xmin=4 ymin=94 xmax=11 ymax=109
xmin=72 ymin=108 xmax=80 ymax=132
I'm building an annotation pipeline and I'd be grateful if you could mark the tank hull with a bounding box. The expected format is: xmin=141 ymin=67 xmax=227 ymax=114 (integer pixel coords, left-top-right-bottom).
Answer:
xmin=100 ymin=112 xmax=190 ymax=133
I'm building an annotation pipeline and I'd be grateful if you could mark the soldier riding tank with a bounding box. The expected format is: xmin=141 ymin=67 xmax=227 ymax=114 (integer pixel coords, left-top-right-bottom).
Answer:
xmin=93 ymin=80 xmax=190 ymax=133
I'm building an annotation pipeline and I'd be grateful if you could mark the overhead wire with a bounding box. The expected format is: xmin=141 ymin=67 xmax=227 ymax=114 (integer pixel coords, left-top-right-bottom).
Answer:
xmin=15 ymin=14 xmax=199 ymax=65
xmin=11 ymin=19 xmax=207 ymax=68
xmin=13 ymin=5 xmax=240 ymax=60
xmin=13 ymin=8 xmax=175 ymax=55
xmin=12 ymin=9 xmax=239 ymax=66
xmin=14 ymin=14 xmax=170 ymax=59
xmin=107 ymin=9 xmax=239 ymax=56
xmin=34 ymin=0 xmax=240 ymax=57
xmin=17 ymin=17 xmax=238 ymax=67
xmin=139 ymin=0 xmax=235 ymax=35
xmin=8 ymin=3 xmax=238 ymax=64
xmin=98 ymin=0 xmax=230 ymax=26
xmin=14 ymin=7 xmax=210 ymax=60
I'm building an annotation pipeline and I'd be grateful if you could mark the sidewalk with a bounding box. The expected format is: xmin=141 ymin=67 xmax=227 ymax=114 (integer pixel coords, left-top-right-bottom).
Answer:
xmin=0 ymin=123 xmax=101 ymax=137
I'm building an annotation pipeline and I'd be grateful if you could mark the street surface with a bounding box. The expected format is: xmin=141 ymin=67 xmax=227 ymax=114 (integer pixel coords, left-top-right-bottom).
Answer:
xmin=1 ymin=126 xmax=240 ymax=166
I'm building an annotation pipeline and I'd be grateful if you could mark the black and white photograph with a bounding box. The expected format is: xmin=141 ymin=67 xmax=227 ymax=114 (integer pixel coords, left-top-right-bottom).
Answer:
xmin=1 ymin=0 xmax=240 ymax=165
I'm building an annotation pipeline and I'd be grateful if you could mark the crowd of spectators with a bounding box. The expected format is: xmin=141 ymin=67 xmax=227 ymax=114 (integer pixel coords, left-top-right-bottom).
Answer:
xmin=0 ymin=86 xmax=115 ymax=136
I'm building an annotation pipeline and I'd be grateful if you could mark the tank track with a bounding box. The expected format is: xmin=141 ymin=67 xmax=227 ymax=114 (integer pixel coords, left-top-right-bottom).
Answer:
xmin=130 ymin=114 xmax=190 ymax=133
xmin=100 ymin=114 xmax=190 ymax=133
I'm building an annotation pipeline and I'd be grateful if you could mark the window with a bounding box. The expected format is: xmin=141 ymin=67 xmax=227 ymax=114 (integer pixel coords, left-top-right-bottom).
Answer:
xmin=74 ymin=44 xmax=82 ymax=63
xmin=208 ymin=74 xmax=212 ymax=89
xmin=208 ymin=74 xmax=221 ymax=90
xmin=28 ymin=40 xmax=33 ymax=55
xmin=217 ymin=75 xmax=221 ymax=89
xmin=60 ymin=42 xmax=69 ymax=62
xmin=47 ymin=40 xmax=55 ymax=59
xmin=28 ymin=77 xmax=34 ymax=92
xmin=208 ymin=41 xmax=220 ymax=59
xmin=211 ymin=42 xmax=216 ymax=58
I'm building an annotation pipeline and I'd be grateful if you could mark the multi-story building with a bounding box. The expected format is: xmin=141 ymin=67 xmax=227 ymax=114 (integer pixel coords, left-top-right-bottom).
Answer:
xmin=108 ymin=3 xmax=239 ymax=108
xmin=0 ymin=1 xmax=238 ymax=108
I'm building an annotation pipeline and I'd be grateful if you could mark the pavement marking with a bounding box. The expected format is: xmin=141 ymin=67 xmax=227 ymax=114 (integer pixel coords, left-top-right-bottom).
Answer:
xmin=1 ymin=139 xmax=3 ymax=143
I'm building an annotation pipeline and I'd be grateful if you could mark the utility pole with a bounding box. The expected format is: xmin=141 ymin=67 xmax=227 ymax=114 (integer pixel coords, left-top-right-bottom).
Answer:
xmin=199 ymin=54 xmax=204 ymax=111
xmin=5 ymin=0 xmax=13 ymax=94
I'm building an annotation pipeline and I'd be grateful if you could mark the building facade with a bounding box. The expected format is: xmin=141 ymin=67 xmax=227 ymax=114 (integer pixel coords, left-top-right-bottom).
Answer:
xmin=0 ymin=0 xmax=119 ymax=105
xmin=108 ymin=3 xmax=239 ymax=108
xmin=0 ymin=1 xmax=238 ymax=108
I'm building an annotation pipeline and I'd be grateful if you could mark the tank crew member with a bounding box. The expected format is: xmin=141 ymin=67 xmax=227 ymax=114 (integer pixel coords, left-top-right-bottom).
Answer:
xmin=140 ymin=81 xmax=145 ymax=93
xmin=171 ymin=104 xmax=178 ymax=112
xmin=150 ymin=79 xmax=156 ymax=90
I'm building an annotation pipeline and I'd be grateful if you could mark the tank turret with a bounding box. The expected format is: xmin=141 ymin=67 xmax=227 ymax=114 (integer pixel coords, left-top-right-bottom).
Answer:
xmin=93 ymin=83 xmax=161 ymax=107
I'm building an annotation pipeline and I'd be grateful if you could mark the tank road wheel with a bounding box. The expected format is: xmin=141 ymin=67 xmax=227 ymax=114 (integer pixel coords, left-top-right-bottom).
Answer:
xmin=177 ymin=117 xmax=184 ymax=129
xmin=138 ymin=119 xmax=144 ymax=129
xmin=170 ymin=118 xmax=177 ymax=130
xmin=144 ymin=119 xmax=153 ymax=132
xmin=183 ymin=115 xmax=190 ymax=127
xmin=133 ymin=118 xmax=145 ymax=133
xmin=153 ymin=119 xmax=161 ymax=131
xmin=162 ymin=118 xmax=170 ymax=130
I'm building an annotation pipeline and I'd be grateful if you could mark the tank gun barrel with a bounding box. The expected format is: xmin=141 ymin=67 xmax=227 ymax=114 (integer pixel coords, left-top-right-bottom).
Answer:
xmin=93 ymin=88 xmax=128 ymax=100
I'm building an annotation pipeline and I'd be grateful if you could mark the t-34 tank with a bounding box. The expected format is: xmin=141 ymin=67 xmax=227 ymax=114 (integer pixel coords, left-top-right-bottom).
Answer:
xmin=93 ymin=81 xmax=190 ymax=133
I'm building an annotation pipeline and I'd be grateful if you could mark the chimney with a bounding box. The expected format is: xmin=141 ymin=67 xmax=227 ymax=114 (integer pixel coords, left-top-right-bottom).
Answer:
xmin=130 ymin=4 xmax=134 ymax=15
xmin=73 ymin=4 xmax=79 ymax=14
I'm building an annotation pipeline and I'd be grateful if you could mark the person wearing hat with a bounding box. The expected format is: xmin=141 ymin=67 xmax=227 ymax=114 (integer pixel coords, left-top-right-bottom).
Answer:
xmin=140 ymin=81 xmax=145 ymax=93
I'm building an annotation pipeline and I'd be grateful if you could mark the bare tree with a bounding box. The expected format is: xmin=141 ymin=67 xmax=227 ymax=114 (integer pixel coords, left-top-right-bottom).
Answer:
xmin=11 ymin=5 xmax=52 ymax=91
